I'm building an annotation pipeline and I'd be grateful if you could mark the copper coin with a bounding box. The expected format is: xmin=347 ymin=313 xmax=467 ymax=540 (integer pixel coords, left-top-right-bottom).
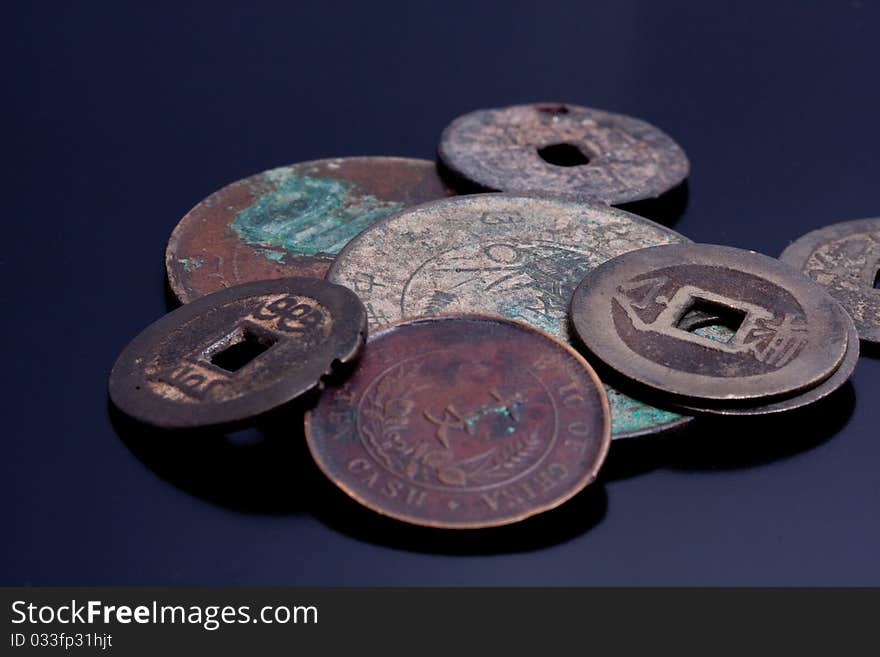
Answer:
xmin=666 ymin=306 xmax=859 ymax=415
xmin=570 ymin=244 xmax=850 ymax=403
xmin=779 ymin=217 xmax=880 ymax=345
xmin=327 ymin=193 xmax=690 ymax=439
xmin=166 ymin=157 xmax=454 ymax=303
xmin=437 ymin=102 xmax=689 ymax=204
xmin=109 ymin=278 xmax=366 ymax=429
xmin=305 ymin=314 xmax=611 ymax=528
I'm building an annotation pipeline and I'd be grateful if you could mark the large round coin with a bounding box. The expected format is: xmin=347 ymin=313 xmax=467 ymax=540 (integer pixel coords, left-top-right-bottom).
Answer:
xmin=327 ymin=193 xmax=690 ymax=439
xmin=779 ymin=217 xmax=880 ymax=345
xmin=437 ymin=102 xmax=689 ymax=205
xmin=166 ymin=157 xmax=454 ymax=303
xmin=109 ymin=278 xmax=367 ymax=429
xmin=305 ymin=314 xmax=611 ymax=528
xmin=570 ymin=244 xmax=850 ymax=403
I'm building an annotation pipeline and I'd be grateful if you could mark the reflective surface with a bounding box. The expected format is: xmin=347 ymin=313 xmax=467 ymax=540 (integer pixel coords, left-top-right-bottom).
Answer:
xmin=4 ymin=0 xmax=880 ymax=585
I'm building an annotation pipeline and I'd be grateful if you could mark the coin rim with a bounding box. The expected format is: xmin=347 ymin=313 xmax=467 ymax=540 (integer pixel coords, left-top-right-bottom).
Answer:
xmin=304 ymin=312 xmax=612 ymax=529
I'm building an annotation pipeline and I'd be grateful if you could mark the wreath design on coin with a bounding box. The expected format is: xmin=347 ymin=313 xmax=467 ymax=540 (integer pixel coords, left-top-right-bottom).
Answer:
xmin=357 ymin=356 xmax=549 ymax=491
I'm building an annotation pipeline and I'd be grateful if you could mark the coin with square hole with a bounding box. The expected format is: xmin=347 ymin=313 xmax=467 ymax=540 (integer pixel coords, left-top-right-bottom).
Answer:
xmin=109 ymin=278 xmax=367 ymax=429
xmin=166 ymin=157 xmax=454 ymax=304
xmin=437 ymin=103 xmax=689 ymax=204
xmin=305 ymin=314 xmax=611 ymax=528
xmin=666 ymin=304 xmax=858 ymax=415
xmin=326 ymin=193 xmax=693 ymax=440
xmin=570 ymin=244 xmax=850 ymax=403
xmin=779 ymin=217 xmax=880 ymax=345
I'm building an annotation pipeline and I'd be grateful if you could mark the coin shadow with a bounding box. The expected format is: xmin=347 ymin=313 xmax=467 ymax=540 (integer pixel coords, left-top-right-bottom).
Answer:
xmin=663 ymin=382 xmax=856 ymax=471
xmin=617 ymin=181 xmax=689 ymax=229
xmin=859 ymin=341 xmax=880 ymax=359
xmin=109 ymin=400 xmax=313 ymax=515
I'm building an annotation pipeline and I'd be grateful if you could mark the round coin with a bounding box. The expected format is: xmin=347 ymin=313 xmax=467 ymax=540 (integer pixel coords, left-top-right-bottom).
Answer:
xmin=166 ymin=157 xmax=454 ymax=303
xmin=326 ymin=193 xmax=691 ymax=439
xmin=437 ymin=102 xmax=689 ymax=205
xmin=305 ymin=314 xmax=611 ymax=528
xmin=109 ymin=278 xmax=367 ymax=429
xmin=779 ymin=217 xmax=880 ymax=345
xmin=667 ymin=306 xmax=859 ymax=415
xmin=570 ymin=244 xmax=850 ymax=403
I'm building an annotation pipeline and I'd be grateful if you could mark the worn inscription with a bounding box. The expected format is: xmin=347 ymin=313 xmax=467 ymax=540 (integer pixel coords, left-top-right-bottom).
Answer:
xmin=329 ymin=195 xmax=689 ymax=438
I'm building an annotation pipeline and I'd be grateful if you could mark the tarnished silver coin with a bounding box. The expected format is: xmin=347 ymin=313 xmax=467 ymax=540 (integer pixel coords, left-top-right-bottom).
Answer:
xmin=326 ymin=193 xmax=691 ymax=439
xmin=570 ymin=244 xmax=850 ymax=404
xmin=779 ymin=217 xmax=880 ymax=345
xmin=437 ymin=102 xmax=689 ymax=205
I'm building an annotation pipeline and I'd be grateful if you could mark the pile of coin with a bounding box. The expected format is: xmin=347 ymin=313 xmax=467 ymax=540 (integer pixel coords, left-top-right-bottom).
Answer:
xmin=109 ymin=102 xmax=874 ymax=529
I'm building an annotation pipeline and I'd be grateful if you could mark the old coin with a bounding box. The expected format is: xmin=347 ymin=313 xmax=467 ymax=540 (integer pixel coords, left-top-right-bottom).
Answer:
xmin=437 ymin=102 xmax=689 ymax=205
xmin=570 ymin=244 xmax=850 ymax=404
xmin=109 ymin=278 xmax=367 ymax=429
xmin=166 ymin=157 xmax=454 ymax=304
xmin=326 ymin=193 xmax=691 ymax=439
xmin=305 ymin=314 xmax=611 ymax=528
xmin=779 ymin=217 xmax=880 ymax=344
xmin=667 ymin=306 xmax=858 ymax=415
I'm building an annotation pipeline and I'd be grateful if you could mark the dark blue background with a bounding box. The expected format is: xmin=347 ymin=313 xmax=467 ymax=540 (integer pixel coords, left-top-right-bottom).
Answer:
xmin=4 ymin=1 xmax=879 ymax=585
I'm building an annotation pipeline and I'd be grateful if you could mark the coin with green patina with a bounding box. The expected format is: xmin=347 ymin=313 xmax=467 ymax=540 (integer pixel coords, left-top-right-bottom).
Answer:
xmin=326 ymin=193 xmax=691 ymax=439
xmin=166 ymin=157 xmax=454 ymax=303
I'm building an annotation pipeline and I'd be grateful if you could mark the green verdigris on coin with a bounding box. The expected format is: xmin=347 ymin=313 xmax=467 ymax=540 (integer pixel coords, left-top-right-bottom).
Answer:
xmin=327 ymin=193 xmax=692 ymax=439
xmin=166 ymin=157 xmax=454 ymax=303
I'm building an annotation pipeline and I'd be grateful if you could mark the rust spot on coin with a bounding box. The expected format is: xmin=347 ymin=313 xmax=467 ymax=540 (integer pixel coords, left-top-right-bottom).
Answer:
xmin=305 ymin=314 xmax=611 ymax=529
xmin=109 ymin=278 xmax=366 ymax=429
xmin=166 ymin=157 xmax=455 ymax=304
xmin=326 ymin=193 xmax=691 ymax=439
xmin=437 ymin=102 xmax=689 ymax=205
xmin=570 ymin=244 xmax=850 ymax=404
xmin=779 ymin=217 xmax=880 ymax=345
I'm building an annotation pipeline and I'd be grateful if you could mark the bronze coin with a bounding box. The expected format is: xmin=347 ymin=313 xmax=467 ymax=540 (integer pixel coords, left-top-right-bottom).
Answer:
xmin=305 ymin=314 xmax=611 ymax=529
xmin=570 ymin=244 xmax=850 ymax=404
xmin=326 ymin=193 xmax=691 ymax=439
xmin=666 ymin=306 xmax=859 ymax=415
xmin=779 ymin=217 xmax=880 ymax=345
xmin=166 ymin=157 xmax=454 ymax=303
xmin=109 ymin=278 xmax=366 ymax=429
xmin=437 ymin=102 xmax=689 ymax=204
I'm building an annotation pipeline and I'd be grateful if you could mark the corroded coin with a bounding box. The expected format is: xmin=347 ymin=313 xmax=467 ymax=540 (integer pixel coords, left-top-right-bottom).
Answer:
xmin=668 ymin=306 xmax=859 ymax=415
xmin=570 ymin=244 xmax=850 ymax=404
xmin=166 ymin=157 xmax=454 ymax=303
xmin=437 ymin=102 xmax=689 ymax=204
xmin=305 ymin=314 xmax=611 ymax=528
xmin=326 ymin=193 xmax=690 ymax=439
xmin=779 ymin=217 xmax=880 ymax=345
xmin=109 ymin=278 xmax=366 ymax=429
